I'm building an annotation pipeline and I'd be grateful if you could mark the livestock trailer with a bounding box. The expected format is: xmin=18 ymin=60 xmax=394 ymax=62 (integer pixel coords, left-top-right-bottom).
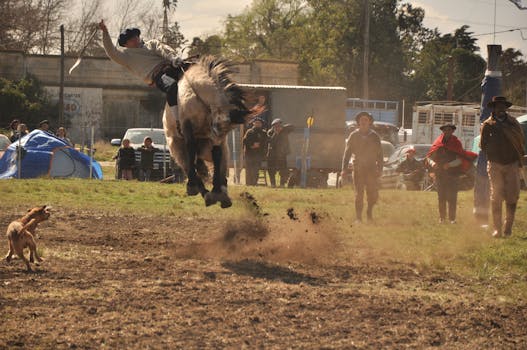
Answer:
xmin=412 ymin=102 xmax=527 ymax=150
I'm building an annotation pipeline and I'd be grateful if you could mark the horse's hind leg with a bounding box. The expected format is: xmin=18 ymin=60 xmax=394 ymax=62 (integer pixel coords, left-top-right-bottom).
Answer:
xmin=182 ymin=120 xmax=207 ymax=196
xmin=204 ymin=144 xmax=232 ymax=208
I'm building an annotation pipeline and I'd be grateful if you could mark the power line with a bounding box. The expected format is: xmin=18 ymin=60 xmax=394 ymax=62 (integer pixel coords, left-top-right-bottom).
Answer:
xmin=472 ymin=27 xmax=527 ymax=39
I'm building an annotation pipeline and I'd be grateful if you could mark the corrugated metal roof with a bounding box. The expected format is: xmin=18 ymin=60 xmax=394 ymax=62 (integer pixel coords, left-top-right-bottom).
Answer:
xmin=238 ymin=83 xmax=347 ymax=91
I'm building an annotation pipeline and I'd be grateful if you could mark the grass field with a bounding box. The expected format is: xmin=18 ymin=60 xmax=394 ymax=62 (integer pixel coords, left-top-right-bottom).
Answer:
xmin=2 ymin=179 xmax=527 ymax=295
xmin=1 ymin=179 xmax=527 ymax=348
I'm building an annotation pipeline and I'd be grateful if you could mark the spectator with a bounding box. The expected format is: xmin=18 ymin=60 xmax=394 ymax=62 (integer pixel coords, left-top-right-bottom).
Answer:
xmin=8 ymin=119 xmax=20 ymax=141
xmin=249 ymin=95 xmax=270 ymax=129
xmin=56 ymin=127 xmax=73 ymax=146
xmin=395 ymin=148 xmax=424 ymax=190
xmin=426 ymin=123 xmax=476 ymax=224
xmin=480 ymin=96 xmax=525 ymax=237
xmin=341 ymin=112 xmax=383 ymax=223
xmin=243 ymin=117 xmax=268 ymax=186
xmin=39 ymin=120 xmax=52 ymax=133
xmin=10 ymin=123 xmax=29 ymax=143
xmin=114 ymin=139 xmax=136 ymax=180
xmin=138 ymin=137 xmax=158 ymax=181
xmin=267 ymin=118 xmax=294 ymax=187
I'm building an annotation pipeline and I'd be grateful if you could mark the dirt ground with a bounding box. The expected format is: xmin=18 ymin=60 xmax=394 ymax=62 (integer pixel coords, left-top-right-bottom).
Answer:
xmin=1 ymin=202 xmax=527 ymax=349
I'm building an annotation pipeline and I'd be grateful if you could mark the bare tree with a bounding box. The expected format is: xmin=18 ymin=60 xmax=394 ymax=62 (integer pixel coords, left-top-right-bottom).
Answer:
xmin=37 ymin=0 xmax=66 ymax=54
xmin=0 ymin=0 xmax=42 ymax=52
xmin=64 ymin=0 xmax=102 ymax=55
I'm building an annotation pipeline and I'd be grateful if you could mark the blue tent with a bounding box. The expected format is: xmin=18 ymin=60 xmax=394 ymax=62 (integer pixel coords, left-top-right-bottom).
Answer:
xmin=0 ymin=130 xmax=103 ymax=179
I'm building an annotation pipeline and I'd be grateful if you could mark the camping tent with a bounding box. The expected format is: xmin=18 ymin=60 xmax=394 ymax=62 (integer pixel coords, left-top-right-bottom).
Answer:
xmin=0 ymin=130 xmax=103 ymax=179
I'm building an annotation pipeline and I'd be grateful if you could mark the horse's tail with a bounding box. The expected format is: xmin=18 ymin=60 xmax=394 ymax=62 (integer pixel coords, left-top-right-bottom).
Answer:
xmin=198 ymin=56 xmax=248 ymax=112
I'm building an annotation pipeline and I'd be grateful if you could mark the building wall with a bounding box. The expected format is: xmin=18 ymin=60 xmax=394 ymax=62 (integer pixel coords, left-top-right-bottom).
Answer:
xmin=0 ymin=51 xmax=298 ymax=140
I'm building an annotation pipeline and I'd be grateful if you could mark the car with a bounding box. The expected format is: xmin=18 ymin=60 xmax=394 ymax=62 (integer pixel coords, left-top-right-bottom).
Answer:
xmin=346 ymin=120 xmax=400 ymax=146
xmin=0 ymin=134 xmax=10 ymax=159
xmin=111 ymin=128 xmax=182 ymax=181
xmin=381 ymin=143 xmax=432 ymax=189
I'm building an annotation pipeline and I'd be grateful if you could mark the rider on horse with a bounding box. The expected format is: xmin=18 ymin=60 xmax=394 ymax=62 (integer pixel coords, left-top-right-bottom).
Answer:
xmin=98 ymin=21 xmax=246 ymax=125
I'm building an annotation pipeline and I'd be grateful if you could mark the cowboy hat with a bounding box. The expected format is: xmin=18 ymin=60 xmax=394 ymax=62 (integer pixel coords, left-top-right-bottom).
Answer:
xmin=355 ymin=111 xmax=374 ymax=123
xmin=118 ymin=28 xmax=141 ymax=46
xmin=439 ymin=123 xmax=456 ymax=131
xmin=487 ymin=96 xmax=512 ymax=108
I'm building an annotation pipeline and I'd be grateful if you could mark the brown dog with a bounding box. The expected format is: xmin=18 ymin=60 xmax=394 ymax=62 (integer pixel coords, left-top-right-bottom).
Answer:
xmin=5 ymin=205 xmax=51 ymax=271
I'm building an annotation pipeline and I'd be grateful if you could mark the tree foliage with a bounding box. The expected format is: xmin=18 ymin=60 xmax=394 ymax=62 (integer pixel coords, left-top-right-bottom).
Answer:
xmin=501 ymin=48 xmax=527 ymax=106
xmin=0 ymin=75 xmax=59 ymax=129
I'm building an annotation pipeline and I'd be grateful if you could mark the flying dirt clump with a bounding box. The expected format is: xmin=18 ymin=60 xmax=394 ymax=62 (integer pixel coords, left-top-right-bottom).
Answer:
xmin=240 ymin=191 xmax=267 ymax=217
xmin=287 ymin=208 xmax=298 ymax=221
xmin=310 ymin=211 xmax=321 ymax=224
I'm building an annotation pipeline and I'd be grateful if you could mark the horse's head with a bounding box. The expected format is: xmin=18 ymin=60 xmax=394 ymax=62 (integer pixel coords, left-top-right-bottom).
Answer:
xmin=210 ymin=106 xmax=250 ymax=138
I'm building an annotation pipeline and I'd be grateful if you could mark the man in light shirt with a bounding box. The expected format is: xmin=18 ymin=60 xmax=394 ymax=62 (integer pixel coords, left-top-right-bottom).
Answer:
xmin=98 ymin=20 xmax=184 ymax=123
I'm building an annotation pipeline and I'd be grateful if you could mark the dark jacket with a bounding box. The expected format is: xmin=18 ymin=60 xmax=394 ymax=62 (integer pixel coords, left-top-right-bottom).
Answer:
xmin=342 ymin=129 xmax=383 ymax=173
xmin=116 ymin=147 xmax=136 ymax=169
xmin=481 ymin=113 xmax=525 ymax=165
xmin=138 ymin=145 xmax=158 ymax=169
xmin=243 ymin=126 xmax=268 ymax=159
xmin=396 ymin=157 xmax=423 ymax=174
xmin=267 ymin=124 xmax=293 ymax=160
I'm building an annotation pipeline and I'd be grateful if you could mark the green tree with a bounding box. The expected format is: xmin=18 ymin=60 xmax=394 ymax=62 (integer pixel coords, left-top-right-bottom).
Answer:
xmin=188 ymin=35 xmax=223 ymax=56
xmin=501 ymin=48 xmax=527 ymax=106
xmin=410 ymin=25 xmax=485 ymax=102
xmin=222 ymin=0 xmax=309 ymax=60
xmin=0 ymin=76 xmax=59 ymax=129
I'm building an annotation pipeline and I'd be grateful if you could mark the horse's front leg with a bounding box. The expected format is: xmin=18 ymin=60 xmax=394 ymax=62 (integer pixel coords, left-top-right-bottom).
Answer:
xmin=182 ymin=120 xmax=207 ymax=197
xmin=204 ymin=144 xmax=232 ymax=208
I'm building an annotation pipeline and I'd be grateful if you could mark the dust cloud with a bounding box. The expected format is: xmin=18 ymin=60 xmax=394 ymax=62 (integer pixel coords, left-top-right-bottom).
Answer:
xmin=176 ymin=192 xmax=340 ymax=265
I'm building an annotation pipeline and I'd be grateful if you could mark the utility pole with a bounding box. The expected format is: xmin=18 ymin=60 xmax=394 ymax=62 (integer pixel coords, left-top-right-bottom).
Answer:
xmin=447 ymin=55 xmax=454 ymax=101
xmin=362 ymin=0 xmax=370 ymax=99
xmin=59 ymin=24 xmax=65 ymax=126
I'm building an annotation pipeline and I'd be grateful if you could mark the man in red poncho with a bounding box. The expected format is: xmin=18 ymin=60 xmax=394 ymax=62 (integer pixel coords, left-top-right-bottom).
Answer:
xmin=426 ymin=124 xmax=477 ymax=223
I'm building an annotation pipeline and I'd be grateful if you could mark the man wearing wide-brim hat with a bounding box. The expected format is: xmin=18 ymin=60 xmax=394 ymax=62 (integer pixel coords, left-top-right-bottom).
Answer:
xmin=426 ymin=122 xmax=477 ymax=224
xmin=243 ymin=117 xmax=268 ymax=186
xmin=481 ymin=96 xmax=525 ymax=238
xmin=341 ymin=112 xmax=383 ymax=222
xmin=267 ymin=118 xmax=294 ymax=187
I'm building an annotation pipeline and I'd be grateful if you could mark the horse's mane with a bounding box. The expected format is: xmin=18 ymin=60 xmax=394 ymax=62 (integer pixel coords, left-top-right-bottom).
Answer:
xmin=198 ymin=56 xmax=247 ymax=111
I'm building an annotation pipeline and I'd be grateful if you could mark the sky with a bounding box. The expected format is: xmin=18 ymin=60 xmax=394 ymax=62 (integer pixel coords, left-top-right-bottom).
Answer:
xmin=172 ymin=0 xmax=527 ymax=57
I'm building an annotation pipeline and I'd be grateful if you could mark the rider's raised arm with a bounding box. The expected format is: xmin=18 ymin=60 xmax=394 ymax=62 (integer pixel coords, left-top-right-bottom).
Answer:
xmin=101 ymin=26 xmax=127 ymax=66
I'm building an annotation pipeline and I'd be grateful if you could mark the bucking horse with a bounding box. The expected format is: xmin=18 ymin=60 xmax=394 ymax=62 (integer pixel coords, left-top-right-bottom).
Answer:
xmin=163 ymin=56 xmax=250 ymax=208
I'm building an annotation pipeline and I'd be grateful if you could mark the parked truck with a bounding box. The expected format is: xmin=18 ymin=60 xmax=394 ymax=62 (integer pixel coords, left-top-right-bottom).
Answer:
xmin=231 ymin=84 xmax=348 ymax=187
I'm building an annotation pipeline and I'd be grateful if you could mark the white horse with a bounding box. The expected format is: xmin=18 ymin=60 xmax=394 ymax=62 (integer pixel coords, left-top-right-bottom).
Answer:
xmin=163 ymin=56 xmax=250 ymax=208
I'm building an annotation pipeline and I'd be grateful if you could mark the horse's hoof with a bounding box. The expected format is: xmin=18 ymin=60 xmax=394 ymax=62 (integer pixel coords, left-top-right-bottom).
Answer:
xmin=204 ymin=192 xmax=218 ymax=206
xmin=220 ymin=197 xmax=232 ymax=209
xmin=186 ymin=183 xmax=201 ymax=196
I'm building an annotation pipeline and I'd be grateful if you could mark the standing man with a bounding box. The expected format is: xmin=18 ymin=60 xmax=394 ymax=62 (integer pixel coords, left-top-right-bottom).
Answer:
xmin=480 ymin=96 xmax=525 ymax=237
xmin=426 ymin=124 xmax=476 ymax=224
xmin=138 ymin=137 xmax=159 ymax=181
xmin=243 ymin=118 xmax=268 ymax=186
xmin=341 ymin=112 xmax=383 ymax=222
xmin=267 ymin=118 xmax=294 ymax=187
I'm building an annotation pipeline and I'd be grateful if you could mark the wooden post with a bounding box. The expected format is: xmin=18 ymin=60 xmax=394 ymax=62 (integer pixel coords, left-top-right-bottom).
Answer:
xmin=59 ymin=24 xmax=65 ymax=127
xmin=362 ymin=0 xmax=370 ymax=99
